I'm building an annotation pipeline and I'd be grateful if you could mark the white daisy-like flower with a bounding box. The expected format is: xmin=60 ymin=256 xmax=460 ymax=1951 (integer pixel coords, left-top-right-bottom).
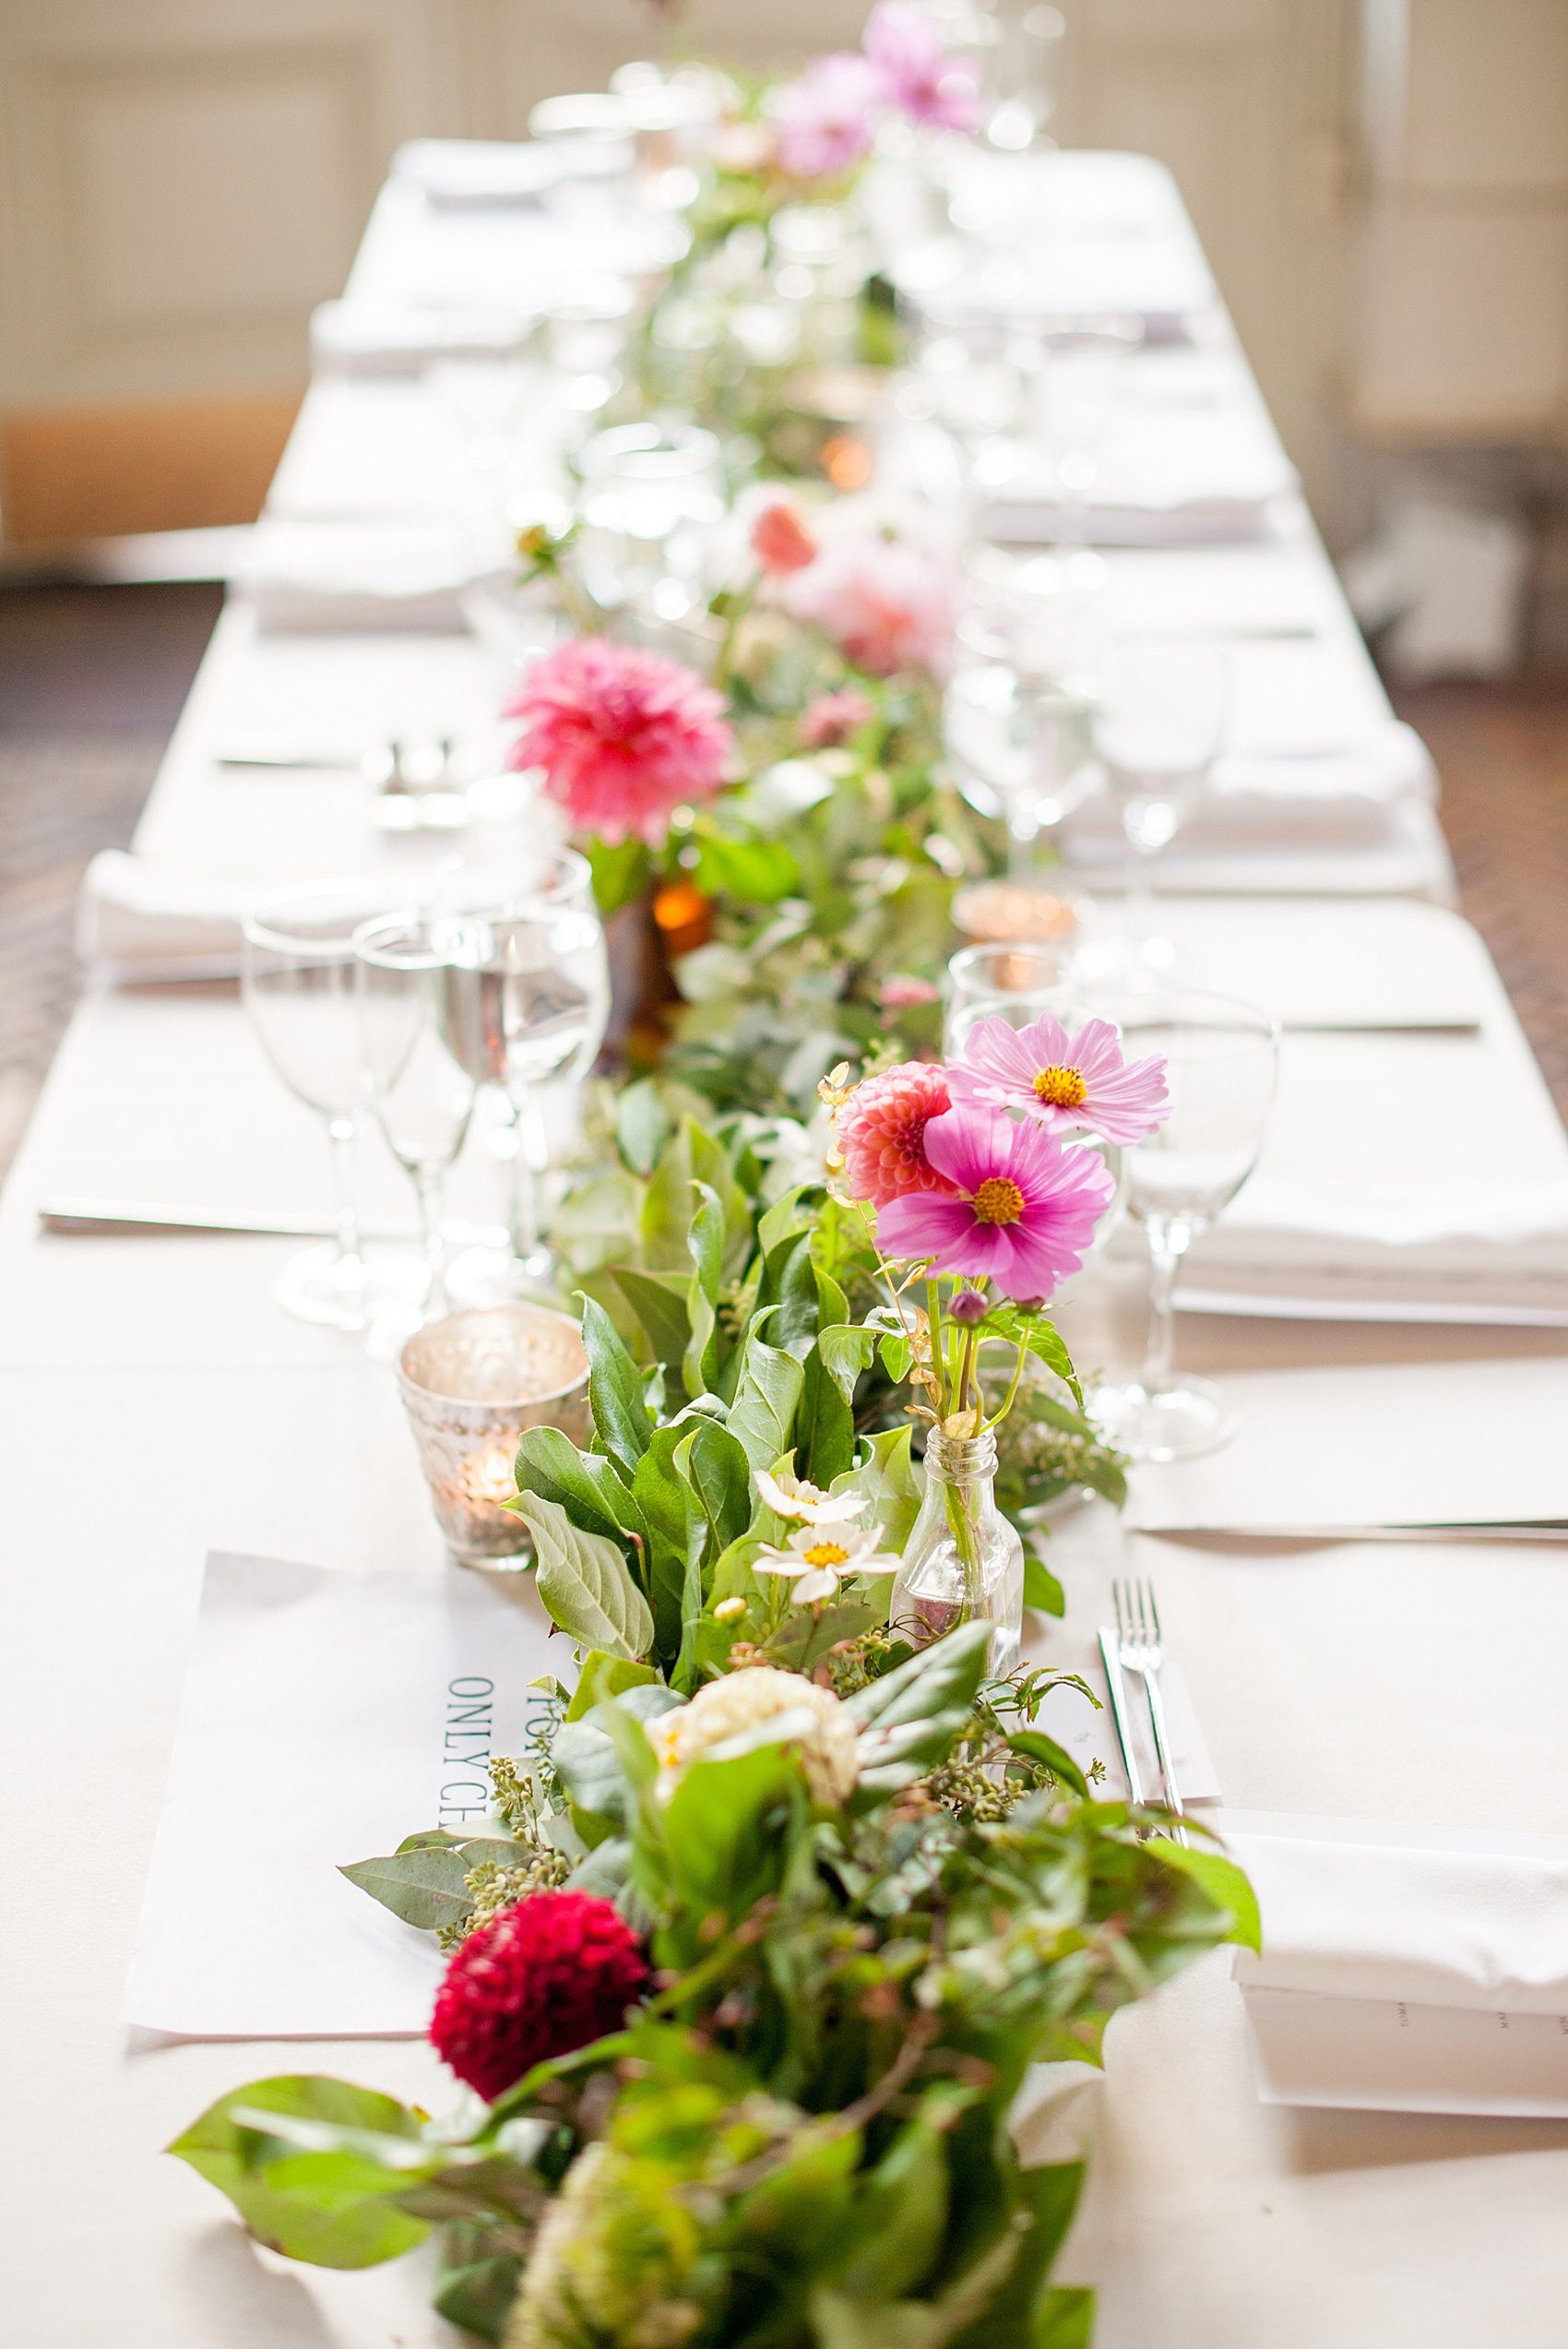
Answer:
xmin=648 ymin=1665 xmax=859 ymax=1806
xmin=754 ymin=1521 xmax=902 ymax=1605
xmin=753 ymin=1466 xmax=868 ymax=1527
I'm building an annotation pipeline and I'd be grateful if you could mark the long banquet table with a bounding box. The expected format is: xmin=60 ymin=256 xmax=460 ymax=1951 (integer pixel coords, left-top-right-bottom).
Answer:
xmin=6 ymin=142 xmax=1568 ymax=2349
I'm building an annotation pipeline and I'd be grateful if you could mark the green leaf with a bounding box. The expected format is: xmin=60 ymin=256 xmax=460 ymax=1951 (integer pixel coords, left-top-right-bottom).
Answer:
xmin=983 ymin=1308 xmax=1082 ymax=1408
xmin=434 ymin=2246 xmax=522 ymax=2343
xmin=588 ymin=833 xmax=650 ymax=918
xmin=614 ymin=1079 xmax=671 ymax=1178
xmin=687 ymin=1178 xmax=725 ymax=1306
xmin=818 ymin=1322 xmax=878 ymax=1403
xmin=1151 ymin=1838 xmax=1262 ymax=1951
xmin=512 ymin=1424 xmax=646 ymax=1553
xmin=657 ymin=1744 xmax=802 ymax=1962
xmin=946 ymin=2164 xmax=1087 ymax=2349
xmin=167 ymin=2078 xmax=428 ymax=2271
xmin=837 ymin=2104 xmax=949 ymax=2302
xmin=1022 ymin=1553 xmax=1065 ymax=1617
xmin=846 ymin=1621 xmax=992 ymax=1788
xmin=552 ymin=1719 xmax=629 ymax=1834
xmin=676 ymin=1417 xmax=753 ymax=1560
xmin=613 ymin=1268 xmax=695 ymax=1377
xmin=564 ymin=1651 xmax=660 ymax=1722
xmin=798 ymin=1345 xmax=857 ymax=1487
xmin=832 ymin=1425 xmax=921 ymax=1552
xmin=577 ymin=1294 xmax=651 ymax=1480
xmin=727 ymin=1319 xmax=806 ymax=1471
xmin=510 ymin=1492 xmax=655 ymax=1661
xmin=1004 ymin=1729 xmax=1087 ymax=1800
xmin=338 ymin=1843 xmax=477 ymax=1932
xmin=694 ymin=829 xmax=801 ymax=904
xmin=1032 ymin=2289 xmax=1095 ymax=2349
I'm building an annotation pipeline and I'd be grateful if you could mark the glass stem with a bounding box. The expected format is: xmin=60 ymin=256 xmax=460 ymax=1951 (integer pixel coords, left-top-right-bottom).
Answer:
xmin=416 ymin=1170 xmax=448 ymax=1320
xmin=1142 ymin=1221 xmax=1190 ymax=1388
xmin=1006 ymin=805 xmax=1040 ymax=880
xmin=493 ymin=1095 xmax=538 ymax=1263
xmin=1123 ymin=836 xmax=1156 ymax=948
xmin=327 ymin=1114 xmax=362 ymax=1269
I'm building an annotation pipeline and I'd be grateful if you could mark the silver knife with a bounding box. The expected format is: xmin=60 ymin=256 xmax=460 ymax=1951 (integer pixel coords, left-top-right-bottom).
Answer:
xmin=1097 ymin=1625 xmax=1146 ymax=1805
xmin=1138 ymin=1521 xmax=1568 ymax=1544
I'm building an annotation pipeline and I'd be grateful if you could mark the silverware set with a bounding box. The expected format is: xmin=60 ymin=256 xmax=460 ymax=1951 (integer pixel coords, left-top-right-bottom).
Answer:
xmin=1101 ymin=1576 xmax=1187 ymax=1841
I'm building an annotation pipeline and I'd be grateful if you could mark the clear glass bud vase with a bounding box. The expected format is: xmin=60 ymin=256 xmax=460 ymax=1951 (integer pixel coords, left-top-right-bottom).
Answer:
xmin=891 ymin=1425 xmax=1025 ymax=1675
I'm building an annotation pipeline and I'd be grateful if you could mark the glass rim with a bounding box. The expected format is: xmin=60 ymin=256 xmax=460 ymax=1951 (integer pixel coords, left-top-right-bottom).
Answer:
xmin=948 ymin=939 xmax=1072 ymax=982
xmin=1099 ymin=985 xmax=1281 ymax=1048
xmin=242 ymin=879 xmax=406 ymax=958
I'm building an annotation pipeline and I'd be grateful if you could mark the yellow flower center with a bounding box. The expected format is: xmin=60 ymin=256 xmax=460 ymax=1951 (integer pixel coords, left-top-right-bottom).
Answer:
xmin=1033 ymin=1064 xmax=1087 ymax=1109
xmin=802 ymin=1541 xmax=849 ymax=1568
xmin=972 ymin=1176 xmax=1026 ymax=1226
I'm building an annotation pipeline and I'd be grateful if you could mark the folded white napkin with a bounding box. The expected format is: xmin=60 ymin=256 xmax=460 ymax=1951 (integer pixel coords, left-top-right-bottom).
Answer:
xmin=1063 ymin=721 xmax=1434 ymax=857
xmin=310 ymin=299 xmax=538 ymax=379
xmin=1182 ymin=1178 xmax=1568 ymax=1320
xmin=236 ymin=521 xmax=509 ymax=635
xmin=1223 ymin=1811 xmax=1568 ymax=2016
xmin=77 ymin=852 xmax=250 ymax=981
xmin=390 ymin=135 xmax=632 ymax=208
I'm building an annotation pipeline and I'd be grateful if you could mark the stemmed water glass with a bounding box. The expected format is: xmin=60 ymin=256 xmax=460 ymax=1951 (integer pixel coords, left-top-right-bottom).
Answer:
xmin=944 ymin=658 xmax=1097 ymax=876
xmin=1088 ymin=641 xmax=1229 ymax=973
xmin=434 ymin=854 xmax=611 ymax=1301
xmin=1088 ymin=990 xmax=1278 ymax=1461
xmin=944 ymin=940 xmax=1079 ymax=1059
xmin=241 ymin=881 xmax=427 ymax=1331
xmin=353 ymin=911 xmax=480 ymax=1336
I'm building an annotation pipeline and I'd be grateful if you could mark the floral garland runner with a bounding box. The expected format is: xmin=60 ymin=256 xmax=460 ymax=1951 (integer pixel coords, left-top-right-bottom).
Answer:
xmin=170 ymin=15 xmax=1261 ymax=2343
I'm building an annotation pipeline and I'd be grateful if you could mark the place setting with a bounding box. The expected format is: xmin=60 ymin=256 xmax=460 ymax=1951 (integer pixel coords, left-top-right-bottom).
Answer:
xmin=14 ymin=9 xmax=1568 ymax=2349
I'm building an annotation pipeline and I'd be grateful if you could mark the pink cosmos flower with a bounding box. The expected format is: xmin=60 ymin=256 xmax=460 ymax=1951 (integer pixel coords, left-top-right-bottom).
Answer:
xmin=836 ymin=1059 xmax=956 ymax=1209
xmin=800 ymin=687 xmax=875 ymax=747
xmin=772 ymin=53 xmax=881 ymax=182
xmin=876 ymin=1106 xmax=1116 ymax=1299
xmin=787 ymin=536 xmax=958 ymax=681
xmin=948 ymin=1013 xmax=1169 ymax=1144
xmin=752 ymin=500 xmax=818 ymax=575
xmin=504 ymin=638 xmax=732 ymax=845
xmin=864 ymin=1 xmax=983 ymax=133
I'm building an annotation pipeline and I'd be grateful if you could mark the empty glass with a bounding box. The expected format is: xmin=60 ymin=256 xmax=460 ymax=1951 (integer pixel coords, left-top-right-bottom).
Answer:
xmin=944 ymin=659 xmax=1096 ymax=875
xmin=353 ymin=911 xmax=481 ymax=1332
xmin=242 ymin=881 xmax=425 ymax=1331
xmin=1089 ymin=642 xmax=1229 ymax=972
xmin=574 ymin=422 xmax=724 ymax=629
xmin=1088 ymin=990 xmax=1278 ymax=1461
xmin=944 ymin=939 xmax=1078 ymax=1059
xmin=1041 ymin=319 xmax=1144 ymax=535
xmin=434 ymin=855 xmax=611 ymax=1299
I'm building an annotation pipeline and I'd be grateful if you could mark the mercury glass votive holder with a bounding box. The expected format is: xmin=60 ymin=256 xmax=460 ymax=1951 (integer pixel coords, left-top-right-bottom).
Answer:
xmin=398 ymin=1306 xmax=590 ymax=1563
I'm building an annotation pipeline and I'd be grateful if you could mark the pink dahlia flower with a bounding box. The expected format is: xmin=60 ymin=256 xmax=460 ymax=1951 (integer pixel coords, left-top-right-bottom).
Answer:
xmin=505 ymin=638 xmax=732 ymax=845
xmin=752 ymin=500 xmax=819 ymax=576
xmin=787 ymin=536 xmax=958 ymax=681
xmin=772 ymin=53 xmax=881 ymax=182
xmin=799 ymin=686 xmax=875 ymax=747
xmin=876 ymin=1105 xmax=1115 ymax=1298
xmin=864 ymin=1 xmax=983 ymax=133
xmin=837 ymin=1059 xmax=956 ymax=1209
xmin=949 ymin=1013 xmax=1168 ymax=1144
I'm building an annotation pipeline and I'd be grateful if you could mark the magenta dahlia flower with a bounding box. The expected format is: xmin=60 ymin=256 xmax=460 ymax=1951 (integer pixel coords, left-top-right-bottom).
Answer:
xmin=875 ymin=1105 xmax=1115 ymax=1298
xmin=430 ymin=1889 xmax=648 ymax=2104
xmin=504 ymin=638 xmax=732 ymax=845
xmin=836 ymin=1059 xmax=956 ymax=1209
xmin=864 ymin=1 xmax=983 ymax=133
xmin=787 ymin=537 xmax=957 ymax=681
xmin=949 ymin=1013 xmax=1169 ymax=1144
xmin=772 ymin=53 xmax=882 ymax=181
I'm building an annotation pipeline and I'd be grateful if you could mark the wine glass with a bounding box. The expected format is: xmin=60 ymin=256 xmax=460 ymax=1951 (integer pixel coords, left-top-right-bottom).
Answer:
xmin=241 ymin=881 xmax=427 ymax=1331
xmin=434 ymin=856 xmax=611 ymax=1300
xmin=1040 ymin=317 xmax=1144 ymax=543
xmin=1088 ymin=642 xmax=1229 ymax=973
xmin=574 ymin=422 xmax=724 ymax=630
xmin=353 ymin=911 xmax=481 ymax=1337
xmin=1088 ymin=990 xmax=1278 ymax=1461
xmin=944 ymin=658 xmax=1097 ymax=876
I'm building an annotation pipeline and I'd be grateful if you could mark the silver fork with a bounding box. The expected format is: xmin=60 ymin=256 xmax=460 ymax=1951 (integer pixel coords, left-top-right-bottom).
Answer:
xmin=1114 ymin=1577 xmax=1186 ymax=1842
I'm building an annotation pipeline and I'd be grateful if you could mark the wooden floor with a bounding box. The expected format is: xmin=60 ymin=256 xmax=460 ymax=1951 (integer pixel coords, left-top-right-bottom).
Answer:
xmin=1 ymin=583 xmax=1567 ymax=1179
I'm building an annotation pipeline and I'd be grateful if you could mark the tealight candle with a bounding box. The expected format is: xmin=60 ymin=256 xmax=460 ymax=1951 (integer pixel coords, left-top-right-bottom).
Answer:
xmin=398 ymin=1306 xmax=591 ymax=1562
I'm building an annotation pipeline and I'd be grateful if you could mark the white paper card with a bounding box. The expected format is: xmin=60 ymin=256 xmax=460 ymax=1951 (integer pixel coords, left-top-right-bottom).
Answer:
xmin=124 ymin=1552 xmax=567 ymax=2041
xmin=1029 ymin=1655 xmax=1221 ymax=1806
